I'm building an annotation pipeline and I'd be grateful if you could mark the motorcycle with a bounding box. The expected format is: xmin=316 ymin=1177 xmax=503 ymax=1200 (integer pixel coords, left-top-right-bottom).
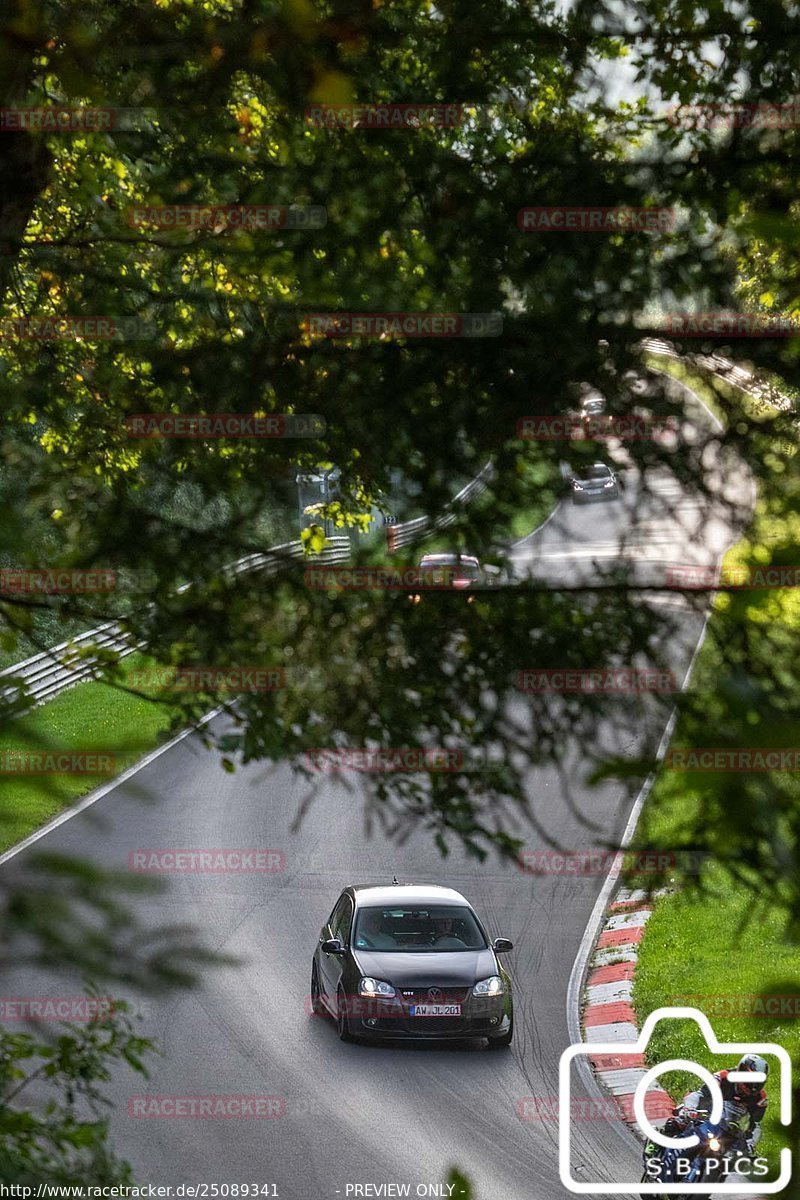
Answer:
xmin=640 ymin=1098 xmax=752 ymax=1198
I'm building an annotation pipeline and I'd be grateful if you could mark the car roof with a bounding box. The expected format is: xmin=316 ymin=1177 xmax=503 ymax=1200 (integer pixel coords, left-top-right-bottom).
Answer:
xmin=350 ymin=884 xmax=471 ymax=907
xmin=418 ymin=554 xmax=479 ymax=567
xmin=418 ymin=553 xmax=479 ymax=563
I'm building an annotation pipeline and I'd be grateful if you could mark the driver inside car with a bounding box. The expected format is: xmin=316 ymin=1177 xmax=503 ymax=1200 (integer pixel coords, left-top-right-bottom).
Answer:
xmin=355 ymin=910 xmax=396 ymax=950
xmin=429 ymin=914 xmax=466 ymax=949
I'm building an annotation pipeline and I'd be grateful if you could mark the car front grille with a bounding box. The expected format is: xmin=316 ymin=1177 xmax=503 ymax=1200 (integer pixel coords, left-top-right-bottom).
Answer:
xmin=397 ymin=986 xmax=470 ymax=1009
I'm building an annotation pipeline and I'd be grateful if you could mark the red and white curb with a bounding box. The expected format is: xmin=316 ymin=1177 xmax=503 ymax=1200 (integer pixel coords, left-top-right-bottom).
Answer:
xmin=582 ymin=886 xmax=674 ymax=1130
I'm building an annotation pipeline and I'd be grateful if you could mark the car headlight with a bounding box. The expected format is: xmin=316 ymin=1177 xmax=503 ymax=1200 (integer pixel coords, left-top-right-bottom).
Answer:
xmin=603 ymin=480 xmax=614 ymax=488
xmin=708 ymin=1136 xmax=721 ymax=1152
xmin=572 ymin=482 xmax=584 ymax=490
xmin=472 ymin=975 xmax=505 ymax=997
xmin=358 ymin=977 xmax=396 ymax=997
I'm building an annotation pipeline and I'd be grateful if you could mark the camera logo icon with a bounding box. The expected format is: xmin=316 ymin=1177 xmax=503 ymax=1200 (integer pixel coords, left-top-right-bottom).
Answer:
xmin=559 ymin=1007 xmax=792 ymax=1193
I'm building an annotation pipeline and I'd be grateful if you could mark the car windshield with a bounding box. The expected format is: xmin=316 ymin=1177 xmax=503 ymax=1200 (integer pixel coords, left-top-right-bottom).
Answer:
xmin=353 ymin=905 xmax=488 ymax=952
xmin=579 ymin=466 xmax=611 ymax=481
xmin=418 ymin=558 xmax=480 ymax=582
xmin=582 ymin=400 xmax=605 ymax=414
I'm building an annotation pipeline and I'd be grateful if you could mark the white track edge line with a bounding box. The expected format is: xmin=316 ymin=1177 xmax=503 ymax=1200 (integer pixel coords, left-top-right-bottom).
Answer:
xmin=563 ymin=369 xmax=737 ymax=1154
xmin=0 ymin=706 xmax=224 ymax=869
xmin=510 ymin=497 xmax=565 ymax=547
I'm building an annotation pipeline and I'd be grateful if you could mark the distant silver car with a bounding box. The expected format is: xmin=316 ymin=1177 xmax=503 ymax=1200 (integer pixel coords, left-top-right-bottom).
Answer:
xmin=417 ymin=553 xmax=481 ymax=586
xmin=570 ymin=462 xmax=620 ymax=503
xmin=410 ymin=553 xmax=481 ymax=603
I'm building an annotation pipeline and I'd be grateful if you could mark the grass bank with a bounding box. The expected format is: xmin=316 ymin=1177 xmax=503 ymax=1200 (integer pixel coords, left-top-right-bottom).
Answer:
xmin=631 ymin=356 xmax=800 ymax=1171
xmin=0 ymin=655 xmax=179 ymax=854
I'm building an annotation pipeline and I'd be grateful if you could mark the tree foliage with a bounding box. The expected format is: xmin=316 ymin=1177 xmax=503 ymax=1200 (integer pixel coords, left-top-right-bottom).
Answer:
xmin=1 ymin=0 xmax=800 ymax=1174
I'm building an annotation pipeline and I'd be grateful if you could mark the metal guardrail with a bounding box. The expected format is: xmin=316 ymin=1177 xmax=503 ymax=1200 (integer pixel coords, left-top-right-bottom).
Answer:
xmin=641 ymin=337 xmax=794 ymax=413
xmin=6 ymin=344 xmax=787 ymax=712
xmin=0 ymin=621 xmax=142 ymax=711
xmin=0 ymin=536 xmax=351 ymax=713
xmin=386 ymin=462 xmax=494 ymax=552
xmin=386 ymin=342 xmax=793 ymax=559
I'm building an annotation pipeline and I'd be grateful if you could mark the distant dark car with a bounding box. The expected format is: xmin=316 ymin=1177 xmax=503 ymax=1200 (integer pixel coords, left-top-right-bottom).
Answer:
xmin=310 ymin=883 xmax=514 ymax=1046
xmin=570 ymin=462 xmax=621 ymax=503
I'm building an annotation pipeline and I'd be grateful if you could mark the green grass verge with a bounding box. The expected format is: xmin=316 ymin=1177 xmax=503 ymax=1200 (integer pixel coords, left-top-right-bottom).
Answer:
xmin=0 ymin=654 xmax=177 ymax=853
xmin=0 ymin=455 xmax=559 ymax=857
xmin=631 ymin=357 xmax=800 ymax=1173
xmin=643 ymin=351 xmax=792 ymax=423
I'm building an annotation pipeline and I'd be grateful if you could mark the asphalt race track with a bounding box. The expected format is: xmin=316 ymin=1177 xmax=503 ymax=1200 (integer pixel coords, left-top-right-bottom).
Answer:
xmin=1 ymin=377 xmax=754 ymax=1199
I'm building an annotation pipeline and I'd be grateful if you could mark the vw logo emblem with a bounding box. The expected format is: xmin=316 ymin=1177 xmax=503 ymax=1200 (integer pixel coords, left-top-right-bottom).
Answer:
xmin=427 ymin=987 xmax=443 ymax=1002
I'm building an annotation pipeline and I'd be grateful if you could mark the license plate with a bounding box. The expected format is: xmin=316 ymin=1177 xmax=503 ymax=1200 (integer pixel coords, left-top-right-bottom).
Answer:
xmin=409 ymin=1004 xmax=461 ymax=1017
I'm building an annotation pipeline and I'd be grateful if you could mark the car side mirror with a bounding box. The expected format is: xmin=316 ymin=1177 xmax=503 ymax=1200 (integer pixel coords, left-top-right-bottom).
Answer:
xmin=321 ymin=937 xmax=346 ymax=955
xmin=493 ymin=937 xmax=514 ymax=953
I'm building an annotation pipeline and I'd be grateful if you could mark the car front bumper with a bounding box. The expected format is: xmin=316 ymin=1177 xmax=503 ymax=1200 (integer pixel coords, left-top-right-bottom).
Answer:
xmin=573 ymin=488 xmax=619 ymax=502
xmin=348 ymin=995 xmax=512 ymax=1040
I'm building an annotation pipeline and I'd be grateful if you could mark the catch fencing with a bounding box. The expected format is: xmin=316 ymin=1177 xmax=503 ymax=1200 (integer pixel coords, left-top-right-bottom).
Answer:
xmin=0 ymin=537 xmax=351 ymax=712
xmin=385 ymin=462 xmax=493 ymax=552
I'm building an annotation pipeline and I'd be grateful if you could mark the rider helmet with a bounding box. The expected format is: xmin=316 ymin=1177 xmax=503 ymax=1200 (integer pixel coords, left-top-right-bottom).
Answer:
xmin=734 ymin=1054 xmax=768 ymax=1097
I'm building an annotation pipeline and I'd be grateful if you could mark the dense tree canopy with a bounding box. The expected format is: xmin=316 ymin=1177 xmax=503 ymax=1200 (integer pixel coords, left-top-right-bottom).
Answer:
xmin=2 ymin=0 xmax=800 ymax=1185
xmin=1 ymin=0 xmax=800 ymax=845
xmin=1 ymin=0 xmax=799 ymax=968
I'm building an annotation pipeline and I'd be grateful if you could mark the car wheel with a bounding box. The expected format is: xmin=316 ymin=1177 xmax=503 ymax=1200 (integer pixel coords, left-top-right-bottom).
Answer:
xmin=311 ymin=961 xmax=324 ymax=1016
xmin=487 ymin=1016 xmax=513 ymax=1049
xmin=337 ymin=986 xmax=354 ymax=1043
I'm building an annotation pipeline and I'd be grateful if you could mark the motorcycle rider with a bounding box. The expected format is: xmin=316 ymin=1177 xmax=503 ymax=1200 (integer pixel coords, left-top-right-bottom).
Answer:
xmin=661 ymin=1054 xmax=769 ymax=1156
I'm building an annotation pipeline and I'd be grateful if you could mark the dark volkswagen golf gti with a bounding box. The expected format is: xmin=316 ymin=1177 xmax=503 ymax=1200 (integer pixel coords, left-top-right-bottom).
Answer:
xmin=310 ymin=883 xmax=514 ymax=1046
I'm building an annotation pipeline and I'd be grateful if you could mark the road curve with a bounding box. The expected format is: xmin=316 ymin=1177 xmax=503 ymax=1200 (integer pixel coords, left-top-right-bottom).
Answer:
xmin=1 ymin=375 xmax=752 ymax=1200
